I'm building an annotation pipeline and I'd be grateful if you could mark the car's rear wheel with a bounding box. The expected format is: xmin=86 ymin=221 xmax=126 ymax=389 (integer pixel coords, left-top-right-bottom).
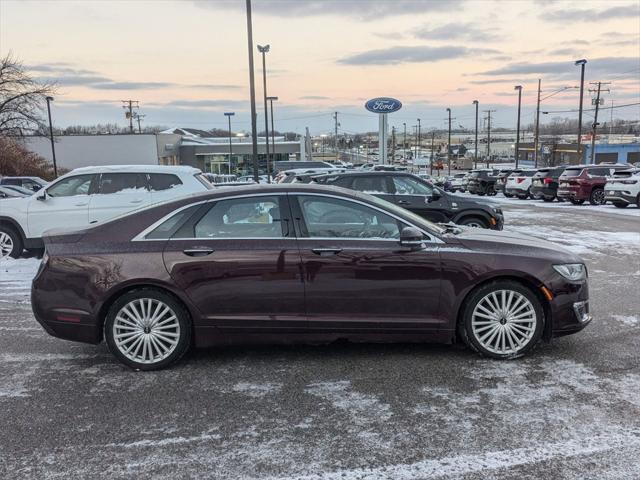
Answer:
xmin=458 ymin=216 xmax=488 ymax=229
xmin=612 ymin=201 xmax=628 ymax=208
xmin=516 ymin=188 xmax=530 ymax=200
xmin=0 ymin=226 xmax=22 ymax=259
xmin=589 ymin=188 xmax=605 ymax=205
xmin=569 ymin=198 xmax=585 ymax=205
xmin=504 ymin=192 xmax=514 ymax=198
xmin=542 ymin=196 xmax=555 ymax=202
xmin=104 ymin=289 xmax=192 ymax=371
xmin=463 ymin=281 xmax=544 ymax=359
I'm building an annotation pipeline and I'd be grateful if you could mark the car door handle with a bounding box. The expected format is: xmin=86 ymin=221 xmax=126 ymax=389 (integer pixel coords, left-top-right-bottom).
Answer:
xmin=183 ymin=248 xmax=215 ymax=257
xmin=74 ymin=202 xmax=89 ymax=206
xmin=130 ymin=199 xmax=144 ymax=204
xmin=312 ymin=248 xmax=343 ymax=256
xmin=397 ymin=200 xmax=410 ymax=205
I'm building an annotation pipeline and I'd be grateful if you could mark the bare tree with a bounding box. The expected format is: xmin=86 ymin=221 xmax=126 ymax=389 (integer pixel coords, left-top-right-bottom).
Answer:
xmin=0 ymin=53 xmax=56 ymax=136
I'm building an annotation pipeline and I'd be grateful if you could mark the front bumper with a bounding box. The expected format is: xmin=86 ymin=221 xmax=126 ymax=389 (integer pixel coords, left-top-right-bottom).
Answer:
xmin=548 ymin=278 xmax=591 ymax=338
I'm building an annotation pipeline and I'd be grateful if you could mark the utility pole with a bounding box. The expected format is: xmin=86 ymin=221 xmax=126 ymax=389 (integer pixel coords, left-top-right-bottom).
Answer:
xmin=45 ymin=96 xmax=58 ymax=178
xmin=245 ymin=0 xmax=259 ymax=182
xmin=472 ymin=100 xmax=479 ymax=169
xmin=446 ymin=108 xmax=452 ymax=174
xmin=413 ymin=125 xmax=418 ymax=162
xmin=224 ymin=112 xmax=235 ymax=174
xmin=484 ymin=110 xmax=496 ymax=168
xmin=257 ymin=44 xmax=270 ymax=182
xmin=134 ymin=113 xmax=145 ymax=134
xmin=430 ymin=131 xmax=435 ymax=175
xmin=575 ymin=59 xmax=587 ymax=159
xmin=514 ymin=85 xmax=523 ymax=169
xmin=534 ymin=79 xmax=541 ymax=167
xmin=121 ymin=100 xmax=139 ymax=133
xmin=588 ymin=81 xmax=610 ymax=164
xmin=333 ymin=111 xmax=339 ymax=162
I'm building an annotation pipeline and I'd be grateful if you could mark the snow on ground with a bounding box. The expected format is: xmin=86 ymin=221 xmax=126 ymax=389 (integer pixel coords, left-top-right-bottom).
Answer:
xmin=611 ymin=315 xmax=639 ymax=327
xmin=453 ymin=192 xmax=640 ymax=217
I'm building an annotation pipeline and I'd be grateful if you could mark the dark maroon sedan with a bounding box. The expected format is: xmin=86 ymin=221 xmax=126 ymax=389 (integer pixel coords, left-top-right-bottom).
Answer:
xmin=32 ymin=184 xmax=591 ymax=370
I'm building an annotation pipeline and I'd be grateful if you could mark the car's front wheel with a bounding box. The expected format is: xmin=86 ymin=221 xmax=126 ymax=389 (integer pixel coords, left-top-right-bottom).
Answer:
xmin=0 ymin=225 xmax=22 ymax=259
xmin=612 ymin=201 xmax=628 ymax=209
xmin=104 ymin=289 xmax=192 ymax=370
xmin=458 ymin=216 xmax=488 ymax=229
xmin=462 ymin=281 xmax=544 ymax=359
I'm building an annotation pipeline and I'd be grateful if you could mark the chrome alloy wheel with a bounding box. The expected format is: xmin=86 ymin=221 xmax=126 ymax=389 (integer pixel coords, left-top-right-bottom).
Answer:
xmin=113 ymin=298 xmax=180 ymax=364
xmin=471 ymin=290 xmax=537 ymax=355
xmin=0 ymin=232 xmax=14 ymax=259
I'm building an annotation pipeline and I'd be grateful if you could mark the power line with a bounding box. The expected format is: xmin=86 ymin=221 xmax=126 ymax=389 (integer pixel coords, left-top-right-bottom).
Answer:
xmin=541 ymin=101 xmax=639 ymax=114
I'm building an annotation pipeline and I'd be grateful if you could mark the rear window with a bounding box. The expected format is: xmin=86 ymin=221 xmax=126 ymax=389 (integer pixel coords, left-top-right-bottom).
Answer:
xmin=194 ymin=173 xmax=214 ymax=190
xmin=562 ymin=169 xmax=583 ymax=177
xmin=519 ymin=170 xmax=537 ymax=177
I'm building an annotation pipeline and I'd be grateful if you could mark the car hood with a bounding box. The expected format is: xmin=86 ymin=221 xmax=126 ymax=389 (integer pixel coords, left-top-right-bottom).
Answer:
xmin=449 ymin=227 xmax=582 ymax=263
xmin=447 ymin=194 xmax=496 ymax=212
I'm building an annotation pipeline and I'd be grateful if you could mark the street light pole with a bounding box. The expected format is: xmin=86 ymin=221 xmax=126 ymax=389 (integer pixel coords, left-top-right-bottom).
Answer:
xmin=514 ymin=85 xmax=523 ymax=169
xmin=403 ymin=122 xmax=406 ymax=162
xmin=257 ymin=44 xmax=271 ymax=183
xmin=534 ymin=79 xmax=541 ymax=167
xmin=224 ymin=112 xmax=235 ymax=175
xmin=45 ymin=96 xmax=58 ymax=178
xmin=417 ymin=118 xmax=421 ymax=162
xmin=575 ymin=59 xmax=587 ymax=160
xmin=267 ymin=96 xmax=278 ymax=157
xmin=245 ymin=0 xmax=259 ymax=182
xmin=472 ymin=100 xmax=478 ymax=169
xmin=446 ymin=108 xmax=452 ymax=175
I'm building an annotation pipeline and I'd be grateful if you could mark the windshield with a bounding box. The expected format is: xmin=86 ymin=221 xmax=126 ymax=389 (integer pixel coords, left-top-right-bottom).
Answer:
xmin=362 ymin=192 xmax=446 ymax=236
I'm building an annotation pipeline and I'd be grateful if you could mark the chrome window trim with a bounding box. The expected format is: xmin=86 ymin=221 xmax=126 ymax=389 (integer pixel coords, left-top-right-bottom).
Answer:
xmin=132 ymin=190 xmax=443 ymax=244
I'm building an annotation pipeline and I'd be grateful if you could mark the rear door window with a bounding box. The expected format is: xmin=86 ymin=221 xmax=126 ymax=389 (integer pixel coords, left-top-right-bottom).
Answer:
xmin=191 ymin=196 xmax=284 ymax=239
xmin=351 ymin=176 xmax=390 ymax=193
xmin=149 ymin=173 xmax=183 ymax=191
xmin=98 ymin=173 xmax=148 ymax=194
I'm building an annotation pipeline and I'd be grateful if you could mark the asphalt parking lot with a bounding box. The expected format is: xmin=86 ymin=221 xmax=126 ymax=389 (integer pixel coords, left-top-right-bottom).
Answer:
xmin=0 ymin=199 xmax=639 ymax=480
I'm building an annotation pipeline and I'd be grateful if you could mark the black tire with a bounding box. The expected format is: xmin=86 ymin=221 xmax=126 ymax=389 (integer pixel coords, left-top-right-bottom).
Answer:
xmin=542 ymin=196 xmax=555 ymax=202
xmin=569 ymin=198 xmax=585 ymax=205
xmin=612 ymin=201 xmax=628 ymax=209
xmin=461 ymin=280 xmax=544 ymax=359
xmin=0 ymin=225 xmax=23 ymax=259
xmin=104 ymin=288 xmax=192 ymax=371
xmin=504 ymin=192 xmax=514 ymax=198
xmin=458 ymin=216 xmax=489 ymax=229
xmin=637 ymin=194 xmax=640 ymax=208
xmin=589 ymin=188 xmax=605 ymax=206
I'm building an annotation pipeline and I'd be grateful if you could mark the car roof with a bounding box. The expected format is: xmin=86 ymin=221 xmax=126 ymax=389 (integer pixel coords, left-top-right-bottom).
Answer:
xmin=68 ymin=165 xmax=202 ymax=175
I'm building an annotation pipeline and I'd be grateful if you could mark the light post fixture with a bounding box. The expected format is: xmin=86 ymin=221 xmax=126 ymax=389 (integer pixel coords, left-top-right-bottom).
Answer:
xmin=472 ymin=100 xmax=479 ymax=169
xmin=534 ymin=84 xmax=578 ymax=167
xmin=45 ymin=96 xmax=58 ymax=178
xmin=575 ymin=59 xmax=587 ymax=155
xmin=224 ymin=112 xmax=235 ymax=174
xmin=514 ymin=85 xmax=523 ymax=168
xmin=403 ymin=122 xmax=407 ymax=161
xmin=257 ymin=44 xmax=271 ymax=182
xmin=417 ymin=118 xmax=421 ymax=161
xmin=446 ymin=108 xmax=452 ymax=175
xmin=267 ymin=96 xmax=278 ymax=171
xmin=245 ymin=0 xmax=259 ymax=182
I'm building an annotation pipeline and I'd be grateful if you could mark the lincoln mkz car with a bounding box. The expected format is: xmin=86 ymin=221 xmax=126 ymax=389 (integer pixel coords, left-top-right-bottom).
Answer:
xmin=32 ymin=184 xmax=592 ymax=370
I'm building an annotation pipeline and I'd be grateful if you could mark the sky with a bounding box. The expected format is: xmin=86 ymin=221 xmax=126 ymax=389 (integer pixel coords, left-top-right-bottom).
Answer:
xmin=1 ymin=0 xmax=639 ymax=135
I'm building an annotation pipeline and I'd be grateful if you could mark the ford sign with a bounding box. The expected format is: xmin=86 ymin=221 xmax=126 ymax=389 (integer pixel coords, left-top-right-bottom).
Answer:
xmin=364 ymin=97 xmax=402 ymax=114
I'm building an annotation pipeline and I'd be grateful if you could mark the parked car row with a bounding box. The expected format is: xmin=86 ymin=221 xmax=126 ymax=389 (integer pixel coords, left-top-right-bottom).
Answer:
xmin=458 ymin=164 xmax=639 ymax=207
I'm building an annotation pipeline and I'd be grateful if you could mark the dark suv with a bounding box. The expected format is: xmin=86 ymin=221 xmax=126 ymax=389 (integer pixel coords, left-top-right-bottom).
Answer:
xmin=493 ymin=169 xmax=514 ymax=196
xmin=557 ymin=164 xmax=629 ymax=205
xmin=467 ymin=169 xmax=499 ymax=195
xmin=530 ymin=166 xmax=566 ymax=202
xmin=313 ymin=171 xmax=504 ymax=229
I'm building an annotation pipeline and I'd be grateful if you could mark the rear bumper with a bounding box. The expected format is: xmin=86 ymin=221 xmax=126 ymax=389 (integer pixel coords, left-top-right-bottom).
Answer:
xmin=530 ymin=185 xmax=556 ymax=198
xmin=604 ymin=190 xmax=636 ymax=204
xmin=557 ymin=186 xmax=589 ymax=200
xmin=505 ymin=187 xmax=528 ymax=196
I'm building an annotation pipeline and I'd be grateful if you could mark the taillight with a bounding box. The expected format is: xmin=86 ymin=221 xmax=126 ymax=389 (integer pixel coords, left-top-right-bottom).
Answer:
xmin=543 ymin=177 xmax=553 ymax=184
xmin=516 ymin=177 xmax=525 ymax=184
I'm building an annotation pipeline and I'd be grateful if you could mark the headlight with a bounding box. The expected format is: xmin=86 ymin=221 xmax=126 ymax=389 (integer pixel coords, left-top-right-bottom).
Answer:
xmin=553 ymin=264 xmax=586 ymax=281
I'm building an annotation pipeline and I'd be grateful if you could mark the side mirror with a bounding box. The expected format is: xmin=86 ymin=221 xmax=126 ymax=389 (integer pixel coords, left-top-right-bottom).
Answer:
xmin=399 ymin=226 xmax=425 ymax=250
xmin=426 ymin=190 xmax=441 ymax=203
xmin=36 ymin=190 xmax=48 ymax=201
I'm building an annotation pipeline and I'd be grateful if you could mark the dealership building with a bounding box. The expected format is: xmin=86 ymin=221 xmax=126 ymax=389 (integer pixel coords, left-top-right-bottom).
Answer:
xmin=22 ymin=128 xmax=306 ymax=174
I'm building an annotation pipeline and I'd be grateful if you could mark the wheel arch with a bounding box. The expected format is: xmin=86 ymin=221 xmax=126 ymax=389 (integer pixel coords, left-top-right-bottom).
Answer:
xmin=97 ymin=281 xmax=198 ymax=342
xmin=0 ymin=216 xmax=26 ymax=241
xmin=454 ymin=274 xmax=553 ymax=343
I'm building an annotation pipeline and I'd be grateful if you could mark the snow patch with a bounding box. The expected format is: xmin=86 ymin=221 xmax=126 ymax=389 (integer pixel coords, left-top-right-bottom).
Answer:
xmin=612 ymin=315 xmax=639 ymax=327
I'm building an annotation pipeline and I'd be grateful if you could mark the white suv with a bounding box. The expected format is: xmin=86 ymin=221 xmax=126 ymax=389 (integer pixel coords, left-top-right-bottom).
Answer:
xmin=504 ymin=169 xmax=538 ymax=199
xmin=604 ymin=167 xmax=640 ymax=208
xmin=0 ymin=165 xmax=212 ymax=259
